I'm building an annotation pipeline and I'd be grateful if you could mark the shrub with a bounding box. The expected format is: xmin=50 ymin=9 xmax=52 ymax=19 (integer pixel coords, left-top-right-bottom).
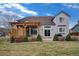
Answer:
xmin=36 ymin=34 xmax=42 ymax=41
xmin=59 ymin=37 xmax=64 ymax=41
xmin=29 ymin=37 xmax=36 ymax=42
xmin=15 ymin=37 xmax=22 ymax=43
xmin=22 ymin=35 xmax=29 ymax=42
xmin=65 ymin=34 xmax=72 ymax=41
xmin=53 ymin=34 xmax=59 ymax=41
xmin=10 ymin=36 xmax=15 ymax=43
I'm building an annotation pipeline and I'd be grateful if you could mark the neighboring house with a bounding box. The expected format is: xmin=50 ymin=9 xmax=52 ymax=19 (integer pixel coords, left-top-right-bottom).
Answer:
xmin=70 ymin=21 xmax=79 ymax=40
xmin=0 ymin=28 xmax=8 ymax=37
xmin=70 ymin=21 xmax=79 ymax=36
xmin=10 ymin=11 xmax=70 ymax=41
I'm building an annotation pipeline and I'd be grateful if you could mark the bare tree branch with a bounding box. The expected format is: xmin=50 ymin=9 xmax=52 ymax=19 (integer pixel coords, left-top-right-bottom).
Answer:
xmin=0 ymin=11 xmax=19 ymax=30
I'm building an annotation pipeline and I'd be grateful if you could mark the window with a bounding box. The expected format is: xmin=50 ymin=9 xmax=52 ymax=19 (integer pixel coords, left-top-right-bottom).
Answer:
xmin=31 ymin=28 xmax=37 ymax=35
xmin=58 ymin=25 xmax=66 ymax=27
xmin=59 ymin=17 xmax=64 ymax=23
xmin=59 ymin=28 xmax=62 ymax=32
xmin=44 ymin=26 xmax=51 ymax=28
xmin=59 ymin=28 xmax=65 ymax=32
xmin=44 ymin=30 xmax=50 ymax=36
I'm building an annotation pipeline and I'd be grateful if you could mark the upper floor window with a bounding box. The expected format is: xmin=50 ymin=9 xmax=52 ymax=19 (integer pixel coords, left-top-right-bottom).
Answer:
xmin=59 ymin=17 xmax=64 ymax=23
xmin=59 ymin=28 xmax=65 ymax=32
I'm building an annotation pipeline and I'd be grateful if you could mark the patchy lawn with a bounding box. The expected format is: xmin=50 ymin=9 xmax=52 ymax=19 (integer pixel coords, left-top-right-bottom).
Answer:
xmin=0 ymin=39 xmax=79 ymax=56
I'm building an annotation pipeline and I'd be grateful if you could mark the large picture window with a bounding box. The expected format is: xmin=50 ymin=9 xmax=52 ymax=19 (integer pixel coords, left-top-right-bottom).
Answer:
xmin=44 ymin=30 xmax=50 ymax=36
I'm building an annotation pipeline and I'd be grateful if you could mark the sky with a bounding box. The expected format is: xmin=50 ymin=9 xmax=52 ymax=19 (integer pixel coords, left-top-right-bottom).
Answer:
xmin=0 ymin=3 xmax=79 ymax=28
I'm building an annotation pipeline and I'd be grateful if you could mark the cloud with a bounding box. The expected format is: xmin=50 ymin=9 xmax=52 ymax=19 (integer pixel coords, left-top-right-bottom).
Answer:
xmin=21 ymin=9 xmax=38 ymax=15
xmin=0 ymin=3 xmax=25 ymax=18
xmin=0 ymin=4 xmax=5 ymax=8
xmin=46 ymin=13 xmax=52 ymax=16
xmin=8 ymin=3 xmax=25 ymax=10
xmin=8 ymin=11 xmax=24 ymax=18
xmin=0 ymin=9 xmax=24 ymax=19
xmin=8 ymin=3 xmax=38 ymax=15
xmin=63 ymin=4 xmax=79 ymax=9
xmin=17 ymin=14 xmax=24 ymax=18
xmin=3 ymin=4 xmax=12 ymax=8
xmin=0 ymin=3 xmax=38 ymax=18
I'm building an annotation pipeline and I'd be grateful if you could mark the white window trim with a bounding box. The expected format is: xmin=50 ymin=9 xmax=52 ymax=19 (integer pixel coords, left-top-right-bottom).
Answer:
xmin=58 ymin=27 xmax=65 ymax=33
xmin=59 ymin=17 xmax=64 ymax=23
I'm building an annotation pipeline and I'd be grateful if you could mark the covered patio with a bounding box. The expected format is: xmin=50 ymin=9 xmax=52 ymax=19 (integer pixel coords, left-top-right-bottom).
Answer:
xmin=9 ymin=22 xmax=40 ymax=38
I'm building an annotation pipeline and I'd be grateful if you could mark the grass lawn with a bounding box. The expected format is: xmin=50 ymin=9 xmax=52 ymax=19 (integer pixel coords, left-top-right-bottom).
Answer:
xmin=0 ymin=39 xmax=79 ymax=56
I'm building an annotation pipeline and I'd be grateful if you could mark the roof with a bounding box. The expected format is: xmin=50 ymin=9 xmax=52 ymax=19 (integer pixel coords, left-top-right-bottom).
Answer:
xmin=71 ymin=23 xmax=79 ymax=32
xmin=17 ymin=16 xmax=55 ymax=25
xmin=17 ymin=11 xmax=70 ymax=25
xmin=55 ymin=11 xmax=70 ymax=17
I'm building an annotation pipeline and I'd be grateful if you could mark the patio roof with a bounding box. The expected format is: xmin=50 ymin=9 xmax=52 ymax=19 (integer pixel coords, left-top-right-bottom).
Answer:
xmin=9 ymin=22 xmax=40 ymax=26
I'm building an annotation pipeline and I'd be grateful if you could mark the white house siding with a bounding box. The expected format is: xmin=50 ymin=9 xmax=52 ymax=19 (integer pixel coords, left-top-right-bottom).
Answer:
xmin=38 ymin=25 xmax=56 ymax=41
xmin=53 ymin=12 xmax=69 ymax=37
xmin=35 ymin=12 xmax=69 ymax=41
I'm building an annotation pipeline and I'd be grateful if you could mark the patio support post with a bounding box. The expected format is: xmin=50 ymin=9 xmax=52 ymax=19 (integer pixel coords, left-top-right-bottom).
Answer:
xmin=24 ymin=26 xmax=26 ymax=36
xmin=37 ymin=26 xmax=40 ymax=35
xmin=29 ymin=27 xmax=31 ymax=36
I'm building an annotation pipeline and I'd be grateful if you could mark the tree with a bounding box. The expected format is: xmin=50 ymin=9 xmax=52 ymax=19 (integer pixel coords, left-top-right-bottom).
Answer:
xmin=0 ymin=11 xmax=20 ymax=30
xmin=36 ymin=34 xmax=42 ymax=41
xmin=22 ymin=35 xmax=29 ymax=42
xmin=10 ymin=36 xmax=15 ymax=43
xmin=65 ymin=34 xmax=72 ymax=41
xmin=0 ymin=11 xmax=21 ymax=36
xmin=53 ymin=34 xmax=59 ymax=41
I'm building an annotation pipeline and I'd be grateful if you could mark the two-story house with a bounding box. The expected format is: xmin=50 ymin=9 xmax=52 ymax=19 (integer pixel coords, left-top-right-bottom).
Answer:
xmin=10 ymin=11 xmax=70 ymax=41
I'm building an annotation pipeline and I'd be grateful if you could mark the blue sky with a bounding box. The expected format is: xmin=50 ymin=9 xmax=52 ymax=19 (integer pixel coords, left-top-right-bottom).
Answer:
xmin=0 ymin=3 xmax=79 ymax=28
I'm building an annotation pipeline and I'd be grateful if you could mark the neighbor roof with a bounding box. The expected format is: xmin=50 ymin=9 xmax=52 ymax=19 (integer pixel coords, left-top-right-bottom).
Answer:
xmin=71 ymin=23 xmax=79 ymax=32
xmin=17 ymin=16 xmax=55 ymax=25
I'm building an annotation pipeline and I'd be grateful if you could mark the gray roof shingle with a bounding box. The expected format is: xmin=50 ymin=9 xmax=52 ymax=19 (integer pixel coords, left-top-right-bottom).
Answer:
xmin=17 ymin=16 xmax=55 ymax=25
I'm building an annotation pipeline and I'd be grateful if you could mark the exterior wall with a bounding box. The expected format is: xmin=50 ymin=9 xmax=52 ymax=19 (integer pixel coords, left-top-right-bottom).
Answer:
xmin=11 ymin=25 xmax=18 ymax=38
xmin=53 ymin=13 xmax=69 ymax=37
xmin=11 ymin=25 xmax=25 ymax=38
xmin=37 ymin=13 xmax=69 ymax=41
xmin=17 ymin=26 xmax=24 ymax=37
xmin=10 ymin=12 xmax=69 ymax=41
xmin=38 ymin=13 xmax=69 ymax=41
xmin=38 ymin=25 xmax=56 ymax=41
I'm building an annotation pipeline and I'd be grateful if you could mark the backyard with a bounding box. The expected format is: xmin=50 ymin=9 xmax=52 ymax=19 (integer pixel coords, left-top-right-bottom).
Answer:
xmin=0 ymin=38 xmax=79 ymax=56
